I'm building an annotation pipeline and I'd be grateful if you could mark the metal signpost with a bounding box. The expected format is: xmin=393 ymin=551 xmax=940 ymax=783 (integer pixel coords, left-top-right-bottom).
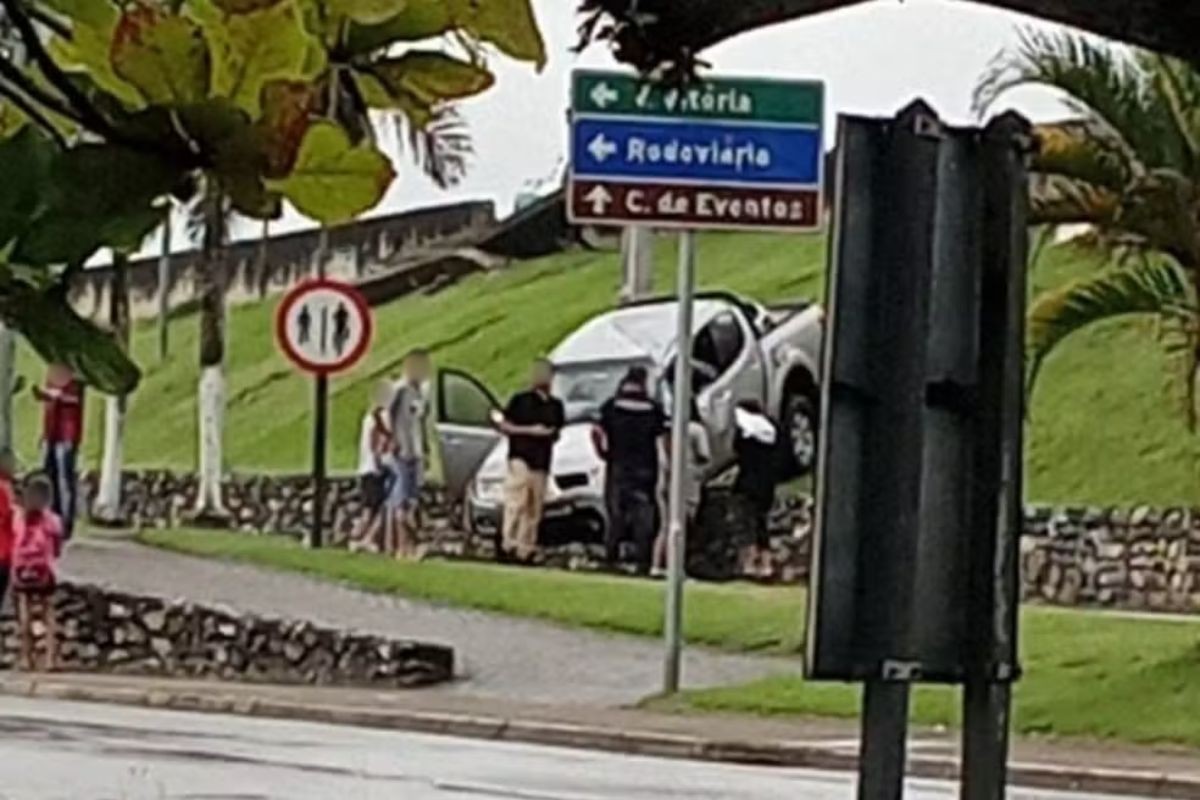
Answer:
xmin=806 ymin=102 xmax=1031 ymax=800
xmin=568 ymin=69 xmax=824 ymax=693
xmin=275 ymin=278 xmax=373 ymax=550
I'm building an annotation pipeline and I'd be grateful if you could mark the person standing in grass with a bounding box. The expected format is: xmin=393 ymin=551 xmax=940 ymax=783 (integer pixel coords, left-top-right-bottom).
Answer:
xmin=388 ymin=349 xmax=431 ymax=559
xmin=594 ymin=366 xmax=667 ymax=575
xmin=493 ymin=359 xmax=564 ymax=564
xmin=351 ymin=381 xmax=395 ymax=553
xmin=33 ymin=364 xmax=83 ymax=541
xmin=13 ymin=474 xmax=63 ymax=672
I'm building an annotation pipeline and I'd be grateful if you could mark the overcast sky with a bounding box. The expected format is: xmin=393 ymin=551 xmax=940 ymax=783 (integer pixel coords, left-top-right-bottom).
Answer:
xmin=149 ymin=0 xmax=1086 ymax=254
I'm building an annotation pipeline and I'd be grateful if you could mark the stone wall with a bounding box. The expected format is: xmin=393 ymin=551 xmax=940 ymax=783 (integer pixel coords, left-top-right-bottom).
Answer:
xmin=70 ymin=201 xmax=495 ymax=323
xmin=81 ymin=470 xmax=811 ymax=583
xmin=1022 ymin=505 xmax=1200 ymax=612
xmin=0 ymin=582 xmax=453 ymax=686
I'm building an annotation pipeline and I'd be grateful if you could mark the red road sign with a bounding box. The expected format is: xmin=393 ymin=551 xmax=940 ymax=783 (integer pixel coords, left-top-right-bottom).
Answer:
xmin=569 ymin=179 xmax=820 ymax=232
xmin=275 ymin=278 xmax=372 ymax=375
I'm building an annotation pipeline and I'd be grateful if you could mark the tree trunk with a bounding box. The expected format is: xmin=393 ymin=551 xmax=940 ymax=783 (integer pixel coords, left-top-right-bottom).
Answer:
xmin=0 ymin=324 xmax=16 ymax=455
xmin=256 ymin=218 xmax=271 ymax=298
xmin=94 ymin=252 xmax=131 ymax=524
xmin=583 ymin=1 xmax=1200 ymax=74
xmin=195 ymin=189 xmax=228 ymax=517
xmin=158 ymin=212 xmax=171 ymax=362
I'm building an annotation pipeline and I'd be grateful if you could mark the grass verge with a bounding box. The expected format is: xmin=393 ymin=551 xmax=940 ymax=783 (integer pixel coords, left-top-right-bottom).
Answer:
xmin=141 ymin=527 xmax=1200 ymax=748
xmin=138 ymin=528 xmax=805 ymax=652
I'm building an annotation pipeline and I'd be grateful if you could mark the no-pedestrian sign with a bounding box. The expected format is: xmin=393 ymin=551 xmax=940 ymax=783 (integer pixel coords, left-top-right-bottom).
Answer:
xmin=567 ymin=70 xmax=825 ymax=232
xmin=275 ymin=278 xmax=373 ymax=375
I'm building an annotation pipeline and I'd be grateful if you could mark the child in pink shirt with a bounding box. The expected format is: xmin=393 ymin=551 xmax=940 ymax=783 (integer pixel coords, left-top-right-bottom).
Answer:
xmin=13 ymin=475 xmax=62 ymax=671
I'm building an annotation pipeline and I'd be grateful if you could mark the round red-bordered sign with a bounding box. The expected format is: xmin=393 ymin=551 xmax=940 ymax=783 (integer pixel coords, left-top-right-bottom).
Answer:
xmin=275 ymin=278 xmax=373 ymax=375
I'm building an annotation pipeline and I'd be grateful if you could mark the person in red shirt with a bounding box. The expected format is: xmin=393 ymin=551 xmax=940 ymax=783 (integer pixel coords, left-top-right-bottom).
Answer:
xmin=0 ymin=449 xmax=16 ymax=604
xmin=33 ymin=363 xmax=83 ymax=541
xmin=13 ymin=474 xmax=63 ymax=672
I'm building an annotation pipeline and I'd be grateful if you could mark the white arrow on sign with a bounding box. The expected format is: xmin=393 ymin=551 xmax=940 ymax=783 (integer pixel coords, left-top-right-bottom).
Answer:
xmin=583 ymin=185 xmax=613 ymax=215
xmin=590 ymin=81 xmax=619 ymax=109
xmin=587 ymin=133 xmax=618 ymax=163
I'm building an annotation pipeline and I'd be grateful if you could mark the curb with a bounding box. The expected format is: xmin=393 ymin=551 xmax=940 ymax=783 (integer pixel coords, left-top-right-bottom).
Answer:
xmin=2 ymin=677 xmax=1197 ymax=799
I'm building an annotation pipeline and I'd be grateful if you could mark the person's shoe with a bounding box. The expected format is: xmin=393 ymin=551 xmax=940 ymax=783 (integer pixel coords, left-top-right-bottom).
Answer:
xmin=650 ymin=566 xmax=667 ymax=579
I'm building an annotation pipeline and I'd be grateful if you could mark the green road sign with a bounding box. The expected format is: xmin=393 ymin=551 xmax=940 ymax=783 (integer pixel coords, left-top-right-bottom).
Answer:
xmin=572 ymin=71 xmax=823 ymax=125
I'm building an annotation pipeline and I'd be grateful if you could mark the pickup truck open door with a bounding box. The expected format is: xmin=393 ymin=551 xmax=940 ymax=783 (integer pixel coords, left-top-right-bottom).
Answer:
xmin=434 ymin=369 xmax=503 ymax=501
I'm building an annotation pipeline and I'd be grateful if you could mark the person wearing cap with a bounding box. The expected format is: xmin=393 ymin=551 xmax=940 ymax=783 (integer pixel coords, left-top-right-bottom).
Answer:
xmin=594 ymin=365 xmax=667 ymax=575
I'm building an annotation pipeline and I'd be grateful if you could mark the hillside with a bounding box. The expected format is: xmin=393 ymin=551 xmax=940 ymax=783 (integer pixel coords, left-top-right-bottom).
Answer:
xmin=10 ymin=231 xmax=1200 ymax=506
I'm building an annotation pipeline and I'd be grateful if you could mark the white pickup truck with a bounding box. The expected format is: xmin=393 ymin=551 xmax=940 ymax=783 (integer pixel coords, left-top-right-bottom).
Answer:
xmin=434 ymin=291 xmax=824 ymax=542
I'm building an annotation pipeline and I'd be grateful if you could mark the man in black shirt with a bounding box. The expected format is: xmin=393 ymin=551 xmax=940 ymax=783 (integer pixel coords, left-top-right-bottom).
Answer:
xmin=495 ymin=359 xmax=565 ymax=562
xmin=594 ymin=365 xmax=667 ymax=574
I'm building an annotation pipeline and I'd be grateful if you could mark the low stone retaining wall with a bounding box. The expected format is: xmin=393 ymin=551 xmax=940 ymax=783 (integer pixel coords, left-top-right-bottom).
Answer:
xmin=0 ymin=582 xmax=454 ymax=686
xmin=1022 ymin=505 xmax=1200 ymax=612
xmin=81 ymin=470 xmax=811 ymax=583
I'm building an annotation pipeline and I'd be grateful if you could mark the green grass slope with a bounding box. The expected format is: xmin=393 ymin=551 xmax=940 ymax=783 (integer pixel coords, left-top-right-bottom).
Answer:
xmin=11 ymin=231 xmax=1200 ymax=505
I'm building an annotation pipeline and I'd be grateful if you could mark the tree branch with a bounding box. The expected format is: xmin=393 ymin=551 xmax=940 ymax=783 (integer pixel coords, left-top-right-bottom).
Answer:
xmin=0 ymin=0 xmax=117 ymax=139
xmin=0 ymin=78 xmax=67 ymax=146
xmin=0 ymin=56 xmax=82 ymax=125
xmin=577 ymin=0 xmax=1200 ymax=75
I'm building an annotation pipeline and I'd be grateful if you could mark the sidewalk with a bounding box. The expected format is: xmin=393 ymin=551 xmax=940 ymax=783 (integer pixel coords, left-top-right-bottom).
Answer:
xmin=2 ymin=672 xmax=1197 ymax=799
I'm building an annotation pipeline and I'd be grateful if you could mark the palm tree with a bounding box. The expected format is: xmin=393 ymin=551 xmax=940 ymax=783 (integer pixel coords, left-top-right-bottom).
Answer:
xmin=975 ymin=31 xmax=1200 ymax=422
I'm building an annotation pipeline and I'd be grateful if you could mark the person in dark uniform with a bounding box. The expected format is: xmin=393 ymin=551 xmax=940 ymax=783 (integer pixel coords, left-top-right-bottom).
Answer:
xmin=593 ymin=366 xmax=667 ymax=575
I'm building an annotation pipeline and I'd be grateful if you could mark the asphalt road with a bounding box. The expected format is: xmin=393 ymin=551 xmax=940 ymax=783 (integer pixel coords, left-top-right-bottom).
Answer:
xmin=0 ymin=697 xmax=1154 ymax=800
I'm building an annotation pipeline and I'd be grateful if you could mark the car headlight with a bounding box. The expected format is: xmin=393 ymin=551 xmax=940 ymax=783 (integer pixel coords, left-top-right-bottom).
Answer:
xmin=474 ymin=476 xmax=505 ymax=503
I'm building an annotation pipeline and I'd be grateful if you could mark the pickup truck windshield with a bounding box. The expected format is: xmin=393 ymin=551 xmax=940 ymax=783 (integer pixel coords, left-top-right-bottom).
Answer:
xmin=553 ymin=361 xmax=656 ymax=423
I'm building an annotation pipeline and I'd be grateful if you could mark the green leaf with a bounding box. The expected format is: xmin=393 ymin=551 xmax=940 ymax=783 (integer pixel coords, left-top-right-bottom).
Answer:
xmin=343 ymin=0 xmax=450 ymax=54
xmin=178 ymin=99 xmax=280 ymax=218
xmin=111 ymin=4 xmax=212 ymax=105
xmin=48 ymin=8 xmax=145 ymax=109
xmin=1028 ymin=259 xmax=1196 ymax=395
xmin=0 ymin=128 xmax=56 ymax=250
xmin=255 ymin=80 xmax=317 ymax=178
xmin=0 ymin=102 xmax=29 ymax=140
xmin=38 ymin=0 xmax=118 ymax=28
xmin=212 ymin=0 xmax=288 ymax=12
xmin=372 ymin=51 xmax=495 ymax=106
xmin=457 ymin=0 xmax=545 ymax=69
xmin=344 ymin=0 xmax=545 ymax=68
xmin=0 ymin=284 xmax=140 ymax=395
xmin=13 ymin=144 xmax=176 ymax=265
xmin=204 ymin=0 xmax=317 ymax=116
xmin=266 ymin=121 xmax=394 ymax=224
xmin=328 ymin=0 xmax=408 ymax=25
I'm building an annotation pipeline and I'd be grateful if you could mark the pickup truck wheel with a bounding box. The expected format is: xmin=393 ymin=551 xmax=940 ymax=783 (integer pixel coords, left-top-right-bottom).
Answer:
xmin=783 ymin=392 xmax=819 ymax=475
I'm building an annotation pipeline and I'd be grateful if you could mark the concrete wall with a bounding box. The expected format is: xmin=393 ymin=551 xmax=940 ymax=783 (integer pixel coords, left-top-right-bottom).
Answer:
xmin=71 ymin=201 xmax=496 ymax=323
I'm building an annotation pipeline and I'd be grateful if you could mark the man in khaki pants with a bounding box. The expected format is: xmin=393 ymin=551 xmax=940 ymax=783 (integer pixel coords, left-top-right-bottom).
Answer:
xmin=493 ymin=359 xmax=565 ymax=563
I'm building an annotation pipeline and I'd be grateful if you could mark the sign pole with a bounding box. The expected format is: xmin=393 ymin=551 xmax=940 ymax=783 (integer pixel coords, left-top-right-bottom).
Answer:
xmin=663 ymin=229 xmax=696 ymax=695
xmin=310 ymin=228 xmax=330 ymax=550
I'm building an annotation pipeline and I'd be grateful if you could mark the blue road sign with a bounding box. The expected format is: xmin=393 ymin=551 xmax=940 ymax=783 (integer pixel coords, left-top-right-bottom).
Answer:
xmin=571 ymin=118 xmax=822 ymax=186
xmin=568 ymin=71 xmax=825 ymax=232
